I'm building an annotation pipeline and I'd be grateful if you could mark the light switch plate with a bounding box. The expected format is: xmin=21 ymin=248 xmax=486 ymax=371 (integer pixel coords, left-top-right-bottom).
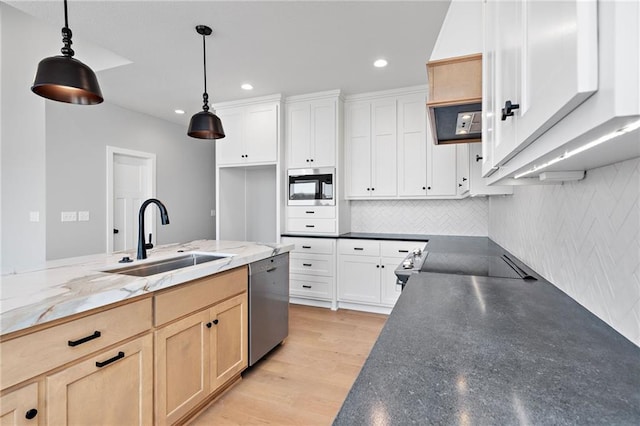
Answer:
xmin=78 ymin=211 xmax=90 ymax=221
xmin=29 ymin=211 xmax=40 ymax=222
xmin=61 ymin=211 xmax=77 ymax=222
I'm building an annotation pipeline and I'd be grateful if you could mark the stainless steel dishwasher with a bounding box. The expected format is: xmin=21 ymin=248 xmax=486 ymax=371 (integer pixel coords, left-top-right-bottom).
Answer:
xmin=248 ymin=253 xmax=289 ymax=366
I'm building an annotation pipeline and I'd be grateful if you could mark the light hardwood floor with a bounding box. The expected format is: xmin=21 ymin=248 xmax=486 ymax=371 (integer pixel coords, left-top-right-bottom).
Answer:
xmin=192 ymin=304 xmax=388 ymax=425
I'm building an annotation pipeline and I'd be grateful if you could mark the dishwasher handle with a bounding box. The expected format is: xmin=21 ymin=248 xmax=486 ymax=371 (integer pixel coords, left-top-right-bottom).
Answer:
xmin=266 ymin=266 xmax=277 ymax=273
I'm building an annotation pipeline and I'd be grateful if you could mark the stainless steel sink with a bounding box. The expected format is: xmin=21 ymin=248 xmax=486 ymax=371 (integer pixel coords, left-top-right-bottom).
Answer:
xmin=105 ymin=253 xmax=232 ymax=277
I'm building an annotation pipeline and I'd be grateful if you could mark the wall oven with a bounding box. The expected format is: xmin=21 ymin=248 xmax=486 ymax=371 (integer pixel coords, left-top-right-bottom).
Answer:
xmin=287 ymin=168 xmax=335 ymax=206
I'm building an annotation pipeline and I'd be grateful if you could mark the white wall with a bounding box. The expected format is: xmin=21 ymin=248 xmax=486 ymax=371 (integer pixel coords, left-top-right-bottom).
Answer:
xmin=45 ymin=102 xmax=216 ymax=260
xmin=430 ymin=0 xmax=483 ymax=60
xmin=0 ymin=3 xmax=59 ymax=273
xmin=489 ymin=158 xmax=640 ymax=347
xmin=351 ymin=198 xmax=488 ymax=236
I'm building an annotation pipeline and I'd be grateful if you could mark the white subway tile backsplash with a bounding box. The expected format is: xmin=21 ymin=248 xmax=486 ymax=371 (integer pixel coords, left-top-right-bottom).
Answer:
xmin=350 ymin=198 xmax=489 ymax=236
xmin=489 ymin=157 xmax=640 ymax=347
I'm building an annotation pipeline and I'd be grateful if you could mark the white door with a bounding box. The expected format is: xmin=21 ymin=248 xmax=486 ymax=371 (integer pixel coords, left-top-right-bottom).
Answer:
xmin=244 ymin=103 xmax=278 ymax=164
xmin=310 ymin=99 xmax=336 ymax=167
xmin=337 ymin=255 xmax=381 ymax=304
xmin=108 ymin=147 xmax=155 ymax=254
xmin=427 ymin=142 xmax=457 ymax=197
xmin=287 ymin=102 xmax=312 ymax=168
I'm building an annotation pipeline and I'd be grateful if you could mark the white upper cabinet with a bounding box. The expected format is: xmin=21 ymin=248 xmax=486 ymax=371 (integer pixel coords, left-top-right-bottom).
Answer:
xmin=397 ymin=93 xmax=428 ymax=197
xmin=426 ymin=140 xmax=457 ymax=197
xmin=345 ymin=97 xmax=397 ymax=198
xmin=216 ymin=97 xmax=280 ymax=167
xmin=286 ymin=93 xmax=339 ymax=169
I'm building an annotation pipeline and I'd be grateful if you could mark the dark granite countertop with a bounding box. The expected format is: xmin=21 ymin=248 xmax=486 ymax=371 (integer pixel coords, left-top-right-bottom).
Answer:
xmin=334 ymin=250 xmax=640 ymax=424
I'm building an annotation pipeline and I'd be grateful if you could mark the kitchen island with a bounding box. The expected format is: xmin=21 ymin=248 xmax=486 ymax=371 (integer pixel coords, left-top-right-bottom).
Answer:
xmin=0 ymin=239 xmax=292 ymax=336
xmin=334 ymin=243 xmax=640 ymax=424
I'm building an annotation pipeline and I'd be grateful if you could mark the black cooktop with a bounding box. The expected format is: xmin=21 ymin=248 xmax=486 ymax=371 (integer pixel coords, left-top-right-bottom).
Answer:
xmin=420 ymin=252 xmax=535 ymax=280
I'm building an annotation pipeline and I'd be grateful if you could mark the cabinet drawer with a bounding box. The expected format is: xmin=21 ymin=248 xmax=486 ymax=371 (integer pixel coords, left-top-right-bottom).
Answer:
xmin=282 ymin=237 xmax=335 ymax=255
xmin=290 ymin=253 xmax=333 ymax=277
xmin=381 ymin=240 xmax=427 ymax=258
xmin=155 ymin=266 xmax=248 ymax=327
xmin=290 ymin=275 xmax=332 ymax=299
xmin=0 ymin=298 xmax=152 ymax=390
xmin=338 ymin=239 xmax=380 ymax=257
xmin=287 ymin=206 xmax=336 ymax=219
xmin=287 ymin=218 xmax=336 ymax=234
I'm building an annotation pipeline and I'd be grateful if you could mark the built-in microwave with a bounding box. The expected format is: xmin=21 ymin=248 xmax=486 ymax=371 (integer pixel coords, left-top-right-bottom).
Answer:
xmin=287 ymin=168 xmax=335 ymax=206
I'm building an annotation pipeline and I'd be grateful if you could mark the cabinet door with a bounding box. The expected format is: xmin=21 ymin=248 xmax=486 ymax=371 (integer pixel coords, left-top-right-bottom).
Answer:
xmin=427 ymin=141 xmax=457 ymax=197
xmin=398 ymin=94 xmax=428 ymax=197
xmin=492 ymin=0 xmax=522 ymax=167
xmin=481 ymin=0 xmax=499 ymax=177
xmin=516 ymin=0 xmax=598 ymax=148
xmin=244 ymin=103 xmax=278 ymax=164
xmin=469 ymin=144 xmax=513 ymax=196
xmin=287 ymin=102 xmax=312 ymax=168
xmin=310 ymin=99 xmax=337 ymax=167
xmin=380 ymin=257 xmax=403 ymax=307
xmin=0 ymin=382 xmax=39 ymax=426
xmin=216 ymin=107 xmax=245 ymax=166
xmin=155 ymin=311 xmax=210 ymax=426
xmin=47 ymin=334 xmax=153 ymax=426
xmin=337 ymin=255 xmax=381 ymax=304
xmin=210 ymin=293 xmax=248 ymax=390
xmin=370 ymin=99 xmax=397 ymax=197
xmin=346 ymin=102 xmax=372 ymax=197
xmin=456 ymin=143 xmax=470 ymax=196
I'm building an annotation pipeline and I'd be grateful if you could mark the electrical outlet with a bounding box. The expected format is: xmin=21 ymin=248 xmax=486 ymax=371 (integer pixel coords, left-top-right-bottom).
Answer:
xmin=61 ymin=211 xmax=77 ymax=222
xmin=211 ymin=209 xmax=216 ymax=217
xmin=29 ymin=211 xmax=40 ymax=222
xmin=78 ymin=211 xmax=90 ymax=221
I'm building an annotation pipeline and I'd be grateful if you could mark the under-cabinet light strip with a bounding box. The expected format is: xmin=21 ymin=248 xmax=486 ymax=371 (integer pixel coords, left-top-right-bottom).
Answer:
xmin=514 ymin=119 xmax=640 ymax=179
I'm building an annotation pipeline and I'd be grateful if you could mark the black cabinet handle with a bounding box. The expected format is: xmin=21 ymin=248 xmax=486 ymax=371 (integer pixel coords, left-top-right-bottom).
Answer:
xmin=462 ymin=177 xmax=467 ymax=181
xmin=306 ymin=159 xmax=310 ymax=162
xmin=376 ymin=265 xmax=380 ymax=268
xmin=366 ymin=188 xmax=370 ymax=191
xmin=68 ymin=331 xmax=101 ymax=347
xmin=398 ymin=249 xmax=409 ymax=253
xmin=427 ymin=186 xmax=431 ymax=190
xmin=459 ymin=183 xmax=462 ymax=187
xmin=302 ymin=263 xmax=312 ymax=267
xmin=113 ymin=228 xmax=119 ymax=234
xmin=354 ymin=247 xmax=364 ymax=251
xmin=213 ymin=319 xmax=219 ymax=325
xmin=266 ymin=266 xmax=277 ymax=273
xmin=302 ymin=285 xmax=312 ymax=289
xmin=206 ymin=322 xmax=212 ymax=328
xmin=381 ymin=265 xmax=385 ymax=268
xmin=371 ymin=188 xmax=375 ymax=191
xmin=476 ymin=154 xmax=483 ymax=162
xmin=96 ymin=351 xmax=125 ymax=368
xmin=501 ymin=100 xmax=520 ymax=120
xmin=25 ymin=409 xmax=38 ymax=420
xmin=305 ymin=225 xmax=315 ymax=228
xmin=310 ymin=159 xmax=314 ymax=162
xmin=301 ymin=245 xmax=311 ymax=249
xmin=305 ymin=211 xmax=315 ymax=214
xmin=422 ymin=186 xmax=426 ymax=190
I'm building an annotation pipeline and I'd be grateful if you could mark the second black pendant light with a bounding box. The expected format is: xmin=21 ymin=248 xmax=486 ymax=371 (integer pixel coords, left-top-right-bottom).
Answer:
xmin=188 ymin=25 xmax=225 ymax=140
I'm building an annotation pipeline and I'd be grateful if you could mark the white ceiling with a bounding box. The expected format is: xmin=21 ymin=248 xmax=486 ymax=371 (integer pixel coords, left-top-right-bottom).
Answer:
xmin=9 ymin=0 xmax=451 ymax=125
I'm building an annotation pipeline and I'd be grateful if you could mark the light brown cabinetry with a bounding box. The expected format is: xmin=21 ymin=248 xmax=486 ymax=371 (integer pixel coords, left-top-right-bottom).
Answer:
xmin=154 ymin=267 xmax=248 ymax=425
xmin=46 ymin=334 xmax=153 ymax=425
xmin=0 ymin=382 xmax=39 ymax=426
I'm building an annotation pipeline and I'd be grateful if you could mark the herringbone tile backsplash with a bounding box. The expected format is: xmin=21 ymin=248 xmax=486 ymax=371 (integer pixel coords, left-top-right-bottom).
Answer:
xmin=490 ymin=157 xmax=640 ymax=347
xmin=350 ymin=198 xmax=489 ymax=236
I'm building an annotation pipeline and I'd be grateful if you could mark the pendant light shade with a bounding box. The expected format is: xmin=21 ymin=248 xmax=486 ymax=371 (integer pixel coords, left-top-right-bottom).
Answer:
xmin=31 ymin=0 xmax=103 ymax=105
xmin=188 ymin=25 xmax=225 ymax=139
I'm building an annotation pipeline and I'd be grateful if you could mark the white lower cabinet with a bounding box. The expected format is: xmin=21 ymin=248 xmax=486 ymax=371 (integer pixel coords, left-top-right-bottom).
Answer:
xmin=282 ymin=237 xmax=337 ymax=309
xmin=337 ymin=239 xmax=427 ymax=312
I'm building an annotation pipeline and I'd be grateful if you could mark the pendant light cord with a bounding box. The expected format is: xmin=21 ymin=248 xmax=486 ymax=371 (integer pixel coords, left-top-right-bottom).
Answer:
xmin=60 ymin=0 xmax=75 ymax=58
xmin=201 ymin=33 xmax=209 ymax=111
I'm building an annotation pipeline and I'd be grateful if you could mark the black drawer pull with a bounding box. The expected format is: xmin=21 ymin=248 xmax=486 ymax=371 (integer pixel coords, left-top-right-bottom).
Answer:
xmin=213 ymin=319 xmax=219 ymax=325
xmin=206 ymin=322 xmax=212 ymax=328
xmin=354 ymin=247 xmax=364 ymax=251
xmin=95 ymin=351 xmax=125 ymax=368
xmin=68 ymin=331 xmax=101 ymax=347
xmin=25 ymin=408 xmax=38 ymax=420
xmin=305 ymin=211 xmax=315 ymax=214
xmin=301 ymin=245 xmax=312 ymax=249
xmin=398 ymin=249 xmax=409 ymax=253
xmin=302 ymin=263 xmax=312 ymax=267
xmin=305 ymin=225 xmax=315 ymax=228
xmin=302 ymin=285 xmax=312 ymax=289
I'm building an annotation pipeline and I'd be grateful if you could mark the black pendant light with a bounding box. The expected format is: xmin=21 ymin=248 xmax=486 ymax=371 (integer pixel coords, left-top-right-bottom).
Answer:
xmin=188 ymin=25 xmax=225 ymax=139
xmin=31 ymin=0 xmax=103 ymax=105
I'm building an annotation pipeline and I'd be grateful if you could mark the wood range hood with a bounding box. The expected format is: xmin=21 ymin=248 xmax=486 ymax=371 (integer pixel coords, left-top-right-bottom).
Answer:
xmin=426 ymin=53 xmax=482 ymax=144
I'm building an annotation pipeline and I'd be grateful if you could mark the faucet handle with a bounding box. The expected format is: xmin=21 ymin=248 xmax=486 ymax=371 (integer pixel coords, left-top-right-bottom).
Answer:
xmin=145 ymin=233 xmax=153 ymax=250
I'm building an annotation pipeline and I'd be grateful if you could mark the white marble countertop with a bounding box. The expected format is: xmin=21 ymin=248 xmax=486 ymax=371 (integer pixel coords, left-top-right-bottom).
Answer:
xmin=0 ymin=240 xmax=293 ymax=336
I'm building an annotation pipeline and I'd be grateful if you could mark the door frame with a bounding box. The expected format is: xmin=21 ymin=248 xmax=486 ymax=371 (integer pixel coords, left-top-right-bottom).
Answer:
xmin=106 ymin=146 xmax=156 ymax=254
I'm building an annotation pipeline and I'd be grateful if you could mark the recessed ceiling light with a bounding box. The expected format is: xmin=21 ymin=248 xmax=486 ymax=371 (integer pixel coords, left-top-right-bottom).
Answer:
xmin=174 ymin=109 xmax=185 ymax=114
xmin=241 ymin=83 xmax=253 ymax=90
xmin=374 ymin=59 xmax=388 ymax=68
